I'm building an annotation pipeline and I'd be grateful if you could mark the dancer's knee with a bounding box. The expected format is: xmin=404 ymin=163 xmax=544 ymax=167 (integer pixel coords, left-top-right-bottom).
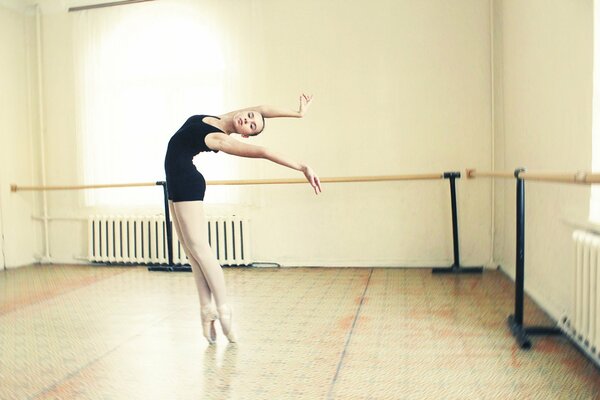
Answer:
xmin=187 ymin=241 xmax=214 ymax=261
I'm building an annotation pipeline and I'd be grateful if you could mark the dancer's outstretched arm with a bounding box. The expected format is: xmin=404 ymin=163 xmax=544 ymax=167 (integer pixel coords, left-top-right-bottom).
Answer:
xmin=205 ymin=133 xmax=322 ymax=194
xmin=222 ymin=94 xmax=314 ymax=119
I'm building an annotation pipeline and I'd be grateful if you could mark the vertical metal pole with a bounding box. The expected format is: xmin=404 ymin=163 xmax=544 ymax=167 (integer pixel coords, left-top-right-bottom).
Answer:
xmin=507 ymin=167 xmax=560 ymax=348
xmin=157 ymin=181 xmax=173 ymax=266
xmin=432 ymin=172 xmax=482 ymax=274
xmin=449 ymin=175 xmax=460 ymax=267
xmin=514 ymin=168 xmax=526 ymax=326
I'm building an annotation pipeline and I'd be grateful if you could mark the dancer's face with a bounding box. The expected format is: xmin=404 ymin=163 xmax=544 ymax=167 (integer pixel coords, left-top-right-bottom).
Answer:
xmin=233 ymin=110 xmax=264 ymax=137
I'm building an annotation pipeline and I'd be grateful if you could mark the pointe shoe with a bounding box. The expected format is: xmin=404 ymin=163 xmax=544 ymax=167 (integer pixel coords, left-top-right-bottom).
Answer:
xmin=201 ymin=307 xmax=218 ymax=344
xmin=217 ymin=305 xmax=237 ymax=343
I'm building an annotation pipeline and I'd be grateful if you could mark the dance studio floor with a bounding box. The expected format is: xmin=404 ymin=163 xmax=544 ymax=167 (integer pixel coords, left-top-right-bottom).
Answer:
xmin=1 ymin=265 xmax=598 ymax=400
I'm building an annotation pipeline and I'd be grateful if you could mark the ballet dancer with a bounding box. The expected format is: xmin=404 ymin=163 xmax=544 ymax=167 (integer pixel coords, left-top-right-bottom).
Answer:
xmin=164 ymin=94 xmax=321 ymax=344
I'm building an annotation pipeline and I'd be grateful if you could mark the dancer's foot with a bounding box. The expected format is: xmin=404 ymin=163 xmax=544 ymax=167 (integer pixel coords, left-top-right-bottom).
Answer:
xmin=201 ymin=307 xmax=218 ymax=344
xmin=217 ymin=304 xmax=237 ymax=343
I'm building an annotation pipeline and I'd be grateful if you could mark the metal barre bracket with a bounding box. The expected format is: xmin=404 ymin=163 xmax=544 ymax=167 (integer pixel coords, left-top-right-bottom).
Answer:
xmin=514 ymin=167 xmax=525 ymax=178
xmin=443 ymin=171 xmax=461 ymax=179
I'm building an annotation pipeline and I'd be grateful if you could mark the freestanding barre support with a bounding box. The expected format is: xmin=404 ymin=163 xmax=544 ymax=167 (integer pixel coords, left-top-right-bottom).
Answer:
xmin=10 ymin=173 xmax=452 ymax=272
xmin=507 ymin=168 xmax=561 ymax=349
xmin=432 ymin=172 xmax=483 ymax=274
xmin=148 ymin=181 xmax=192 ymax=272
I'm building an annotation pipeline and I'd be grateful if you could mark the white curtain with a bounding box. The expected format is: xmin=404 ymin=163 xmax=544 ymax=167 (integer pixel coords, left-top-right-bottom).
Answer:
xmin=73 ymin=0 xmax=253 ymax=207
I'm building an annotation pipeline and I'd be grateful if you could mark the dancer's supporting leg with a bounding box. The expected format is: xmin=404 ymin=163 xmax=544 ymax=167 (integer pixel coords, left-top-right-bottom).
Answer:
xmin=172 ymin=200 xmax=236 ymax=342
xmin=170 ymin=201 xmax=218 ymax=343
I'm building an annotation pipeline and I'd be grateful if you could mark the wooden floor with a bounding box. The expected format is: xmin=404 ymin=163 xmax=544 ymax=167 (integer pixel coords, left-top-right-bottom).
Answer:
xmin=0 ymin=264 xmax=598 ymax=400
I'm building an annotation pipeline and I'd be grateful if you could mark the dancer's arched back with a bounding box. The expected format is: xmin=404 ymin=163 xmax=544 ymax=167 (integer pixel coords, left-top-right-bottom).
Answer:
xmin=164 ymin=94 xmax=321 ymax=344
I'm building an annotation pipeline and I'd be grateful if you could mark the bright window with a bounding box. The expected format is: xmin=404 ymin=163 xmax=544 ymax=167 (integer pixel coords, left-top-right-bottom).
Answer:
xmin=73 ymin=1 xmax=240 ymax=207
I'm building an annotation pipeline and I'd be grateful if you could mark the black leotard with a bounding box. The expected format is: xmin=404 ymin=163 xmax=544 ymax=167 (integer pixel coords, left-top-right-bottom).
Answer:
xmin=164 ymin=115 xmax=222 ymax=202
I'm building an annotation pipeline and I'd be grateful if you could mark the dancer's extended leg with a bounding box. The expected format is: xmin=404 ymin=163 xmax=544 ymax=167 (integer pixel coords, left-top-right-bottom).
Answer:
xmin=169 ymin=201 xmax=213 ymax=307
xmin=170 ymin=201 xmax=217 ymax=343
xmin=172 ymin=200 xmax=236 ymax=342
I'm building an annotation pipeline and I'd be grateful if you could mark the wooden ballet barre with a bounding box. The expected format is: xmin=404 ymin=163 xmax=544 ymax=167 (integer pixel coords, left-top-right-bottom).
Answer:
xmin=207 ymin=174 xmax=444 ymax=186
xmin=519 ymin=171 xmax=600 ymax=184
xmin=10 ymin=173 xmax=445 ymax=192
xmin=465 ymin=169 xmax=514 ymax=179
xmin=10 ymin=182 xmax=157 ymax=192
xmin=466 ymin=169 xmax=600 ymax=184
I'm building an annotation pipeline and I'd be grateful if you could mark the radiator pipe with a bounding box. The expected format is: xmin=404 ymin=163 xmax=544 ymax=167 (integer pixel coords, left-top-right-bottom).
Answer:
xmin=35 ymin=5 xmax=51 ymax=263
xmin=489 ymin=0 xmax=497 ymax=270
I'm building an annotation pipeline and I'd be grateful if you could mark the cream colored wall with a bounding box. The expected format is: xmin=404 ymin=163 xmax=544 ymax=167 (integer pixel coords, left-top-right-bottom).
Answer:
xmin=39 ymin=9 xmax=85 ymax=263
xmin=246 ymin=0 xmax=493 ymax=266
xmin=33 ymin=0 xmax=492 ymax=267
xmin=493 ymin=0 xmax=592 ymax=320
xmin=0 ymin=3 xmax=41 ymax=268
xmin=4 ymin=0 xmax=593 ymax=333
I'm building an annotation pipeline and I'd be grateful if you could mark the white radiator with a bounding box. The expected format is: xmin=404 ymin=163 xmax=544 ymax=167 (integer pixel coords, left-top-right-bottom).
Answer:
xmin=88 ymin=215 xmax=251 ymax=266
xmin=563 ymin=230 xmax=600 ymax=365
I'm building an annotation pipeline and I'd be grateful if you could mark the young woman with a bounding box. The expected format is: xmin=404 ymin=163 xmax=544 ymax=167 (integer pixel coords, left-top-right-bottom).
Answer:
xmin=164 ymin=94 xmax=321 ymax=344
